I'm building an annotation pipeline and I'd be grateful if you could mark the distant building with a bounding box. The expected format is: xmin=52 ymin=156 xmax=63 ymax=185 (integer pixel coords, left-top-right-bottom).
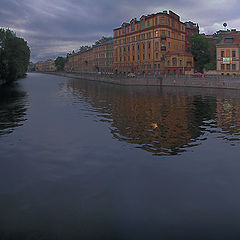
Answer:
xmin=216 ymin=33 xmax=240 ymax=75
xmin=93 ymin=38 xmax=114 ymax=73
xmin=64 ymin=48 xmax=95 ymax=73
xmin=64 ymin=39 xmax=114 ymax=73
xmin=185 ymin=21 xmax=199 ymax=51
xmin=113 ymin=10 xmax=194 ymax=75
xmin=35 ymin=60 xmax=56 ymax=72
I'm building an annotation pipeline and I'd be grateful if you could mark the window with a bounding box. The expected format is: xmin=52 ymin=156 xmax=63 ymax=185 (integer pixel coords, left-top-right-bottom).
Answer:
xmin=168 ymin=60 xmax=170 ymax=66
xmin=168 ymin=42 xmax=170 ymax=47
xmin=221 ymin=51 xmax=224 ymax=57
xmin=155 ymin=31 xmax=159 ymax=37
xmin=143 ymin=43 xmax=145 ymax=50
xmin=232 ymin=51 xmax=236 ymax=58
xmin=138 ymin=55 xmax=140 ymax=60
xmin=226 ymin=64 xmax=230 ymax=71
xmin=148 ymin=21 xmax=150 ymax=27
xmin=162 ymin=17 xmax=165 ymax=24
xmin=156 ymin=52 xmax=158 ymax=59
xmin=133 ymin=55 xmax=135 ymax=61
xmin=132 ymin=45 xmax=135 ymax=51
xmin=143 ymin=54 xmax=145 ymax=60
xmin=232 ymin=64 xmax=236 ymax=71
xmin=149 ymin=53 xmax=151 ymax=59
xmin=155 ymin=18 xmax=158 ymax=25
xmin=148 ymin=42 xmax=151 ymax=48
xmin=138 ymin=44 xmax=140 ymax=50
xmin=162 ymin=30 xmax=165 ymax=36
xmin=123 ymin=26 xmax=126 ymax=33
xmin=141 ymin=19 xmax=145 ymax=28
xmin=158 ymin=64 xmax=160 ymax=69
xmin=172 ymin=58 xmax=177 ymax=66
xmin=131 ymin=22 xmax=135 ymax=31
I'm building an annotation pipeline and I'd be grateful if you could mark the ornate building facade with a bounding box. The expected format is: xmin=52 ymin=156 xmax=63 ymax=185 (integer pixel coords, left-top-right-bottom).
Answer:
xmin=113 ymin=10 xmax=194 ymax=75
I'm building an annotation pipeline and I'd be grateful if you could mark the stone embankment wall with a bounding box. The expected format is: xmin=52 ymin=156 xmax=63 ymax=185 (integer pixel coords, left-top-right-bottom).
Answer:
xmin=44 ymin=72 xmax=240 ymax=90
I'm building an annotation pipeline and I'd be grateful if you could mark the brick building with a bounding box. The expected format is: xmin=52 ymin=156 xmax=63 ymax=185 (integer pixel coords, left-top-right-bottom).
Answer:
xmin=113 ymin=10 xmax=194 ymax=75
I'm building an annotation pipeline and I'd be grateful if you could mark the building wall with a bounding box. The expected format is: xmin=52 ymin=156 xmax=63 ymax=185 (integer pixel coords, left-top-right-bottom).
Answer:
xmin=65 ymin=42 xmax=114 ymax=73
xmin=216 ymin=35 xmax=240 ymax=75
xmin=35 ymin=60 xmax=56 ymax=72
xmin=113 ymin=10 xmax=193 ymax=74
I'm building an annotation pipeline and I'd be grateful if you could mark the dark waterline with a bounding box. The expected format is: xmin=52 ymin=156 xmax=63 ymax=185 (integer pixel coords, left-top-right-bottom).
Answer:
xmin=1 ymin=73 xmax=240 ymax=239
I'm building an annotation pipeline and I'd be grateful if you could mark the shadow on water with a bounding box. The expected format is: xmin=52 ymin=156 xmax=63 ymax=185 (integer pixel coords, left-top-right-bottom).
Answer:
xmin=0 ymin=83 xmax=28 ymax=136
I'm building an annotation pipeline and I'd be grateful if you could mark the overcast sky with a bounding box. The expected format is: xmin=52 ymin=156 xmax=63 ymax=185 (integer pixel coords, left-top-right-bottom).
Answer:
xmin=1 ymin=0 xmax=239 ymax=62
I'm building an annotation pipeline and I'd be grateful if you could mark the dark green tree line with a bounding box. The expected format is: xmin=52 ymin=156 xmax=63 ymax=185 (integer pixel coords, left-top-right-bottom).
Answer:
xmin=0 ymin=28 xmax=30 ymax=83
xmin=54 ymin=56 xmax=67 ymax=71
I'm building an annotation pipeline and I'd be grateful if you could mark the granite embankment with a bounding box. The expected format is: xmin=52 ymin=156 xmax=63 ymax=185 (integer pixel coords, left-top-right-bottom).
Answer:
xmin=41 ymin=72 xmax=240 ymax=90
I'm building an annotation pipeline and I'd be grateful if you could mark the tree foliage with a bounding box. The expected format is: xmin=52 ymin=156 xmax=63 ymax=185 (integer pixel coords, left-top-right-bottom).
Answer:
xmin=54 ymin=56 xmax=67 ymax=71
xmin=95 ymin=36 xmax=113 ymax=45
xmin=0 ymin=28 xmax=30 ymax=83
xmin=190 ymin=34 xmax=211 ymax=72
xmin=79 ymin=46 xmax=91 ymax=52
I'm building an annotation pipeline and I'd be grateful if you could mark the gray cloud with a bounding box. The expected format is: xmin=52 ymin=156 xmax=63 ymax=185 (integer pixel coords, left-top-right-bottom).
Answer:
xmin=0 ymin=0 xmax=239 ymax=62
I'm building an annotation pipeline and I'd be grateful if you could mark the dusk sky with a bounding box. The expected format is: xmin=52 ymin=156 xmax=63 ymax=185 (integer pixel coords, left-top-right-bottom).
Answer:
xmin=1 ymin=0 xmax=239 ymax=62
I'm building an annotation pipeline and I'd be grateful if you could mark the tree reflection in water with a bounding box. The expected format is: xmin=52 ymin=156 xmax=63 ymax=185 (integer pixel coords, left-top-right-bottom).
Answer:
xmin=0 ymin=83 xmax=27 ymax=136
xmin=63 ymin=79 xmax=240 ymax=155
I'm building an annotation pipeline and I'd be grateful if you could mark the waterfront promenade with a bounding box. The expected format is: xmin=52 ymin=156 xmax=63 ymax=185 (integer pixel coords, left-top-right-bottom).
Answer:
xmin=43 ymin=71 xmax=240 ymax=90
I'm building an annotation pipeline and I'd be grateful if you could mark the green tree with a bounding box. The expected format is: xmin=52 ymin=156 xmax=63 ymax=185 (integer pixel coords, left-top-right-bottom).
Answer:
xmin=0 ymin=28 xmax=30 ymax=83
xmin=95 ymin=36 xmax=112 ymax=45
xmin=190 ymin=34 xmax=211 ymax=73
xmin=54 ymin=56 xmax=67 ymax=71
xmin=79 ymin=46 xmax=91 ymax=52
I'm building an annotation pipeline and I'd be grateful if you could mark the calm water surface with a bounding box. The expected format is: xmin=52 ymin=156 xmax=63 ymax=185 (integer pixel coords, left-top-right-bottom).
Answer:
xmin=1 ymin=73 xmax=240 ymax=239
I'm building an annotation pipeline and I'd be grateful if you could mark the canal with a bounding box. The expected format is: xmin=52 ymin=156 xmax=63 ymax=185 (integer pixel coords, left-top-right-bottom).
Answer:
xmin=1 ymin=73 xmax=240 ymax=239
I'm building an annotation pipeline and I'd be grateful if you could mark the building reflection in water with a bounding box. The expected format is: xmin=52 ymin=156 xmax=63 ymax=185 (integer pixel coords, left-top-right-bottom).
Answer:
xmin=64 ymin=79 xmax=240 ymax=155
xmin=0 ymin=83 xmax=28 ymax=136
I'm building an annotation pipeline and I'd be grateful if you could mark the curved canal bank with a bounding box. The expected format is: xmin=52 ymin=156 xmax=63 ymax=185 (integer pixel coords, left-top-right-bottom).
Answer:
xmin=39 ymin=71 xmax=240 ymax=90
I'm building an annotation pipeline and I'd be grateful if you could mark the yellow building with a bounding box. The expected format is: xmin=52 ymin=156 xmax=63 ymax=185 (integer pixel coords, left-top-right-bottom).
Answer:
xmin=113 ymin=10 xmax=194 ymax=74
xmin=216 ymin=33 xmax=240 ymax=75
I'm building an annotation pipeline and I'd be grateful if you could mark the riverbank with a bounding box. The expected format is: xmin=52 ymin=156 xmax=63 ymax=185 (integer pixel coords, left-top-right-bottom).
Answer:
xmin=36 ymin=71 xmax=240 ymax=90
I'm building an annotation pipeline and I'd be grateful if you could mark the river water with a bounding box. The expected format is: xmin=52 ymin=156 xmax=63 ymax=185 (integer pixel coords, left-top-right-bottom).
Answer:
xmin=1 ymin=73 xmax=240 ymax=239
